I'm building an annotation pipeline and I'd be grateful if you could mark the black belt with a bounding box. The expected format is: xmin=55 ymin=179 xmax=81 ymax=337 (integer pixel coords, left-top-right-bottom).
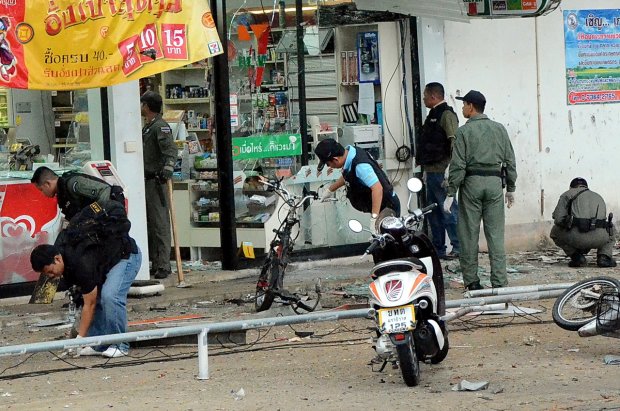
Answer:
xmin=573 ymin=218 xmax=609 ymax=229
xmin=465 ymin=170 xmax=501 ymax=177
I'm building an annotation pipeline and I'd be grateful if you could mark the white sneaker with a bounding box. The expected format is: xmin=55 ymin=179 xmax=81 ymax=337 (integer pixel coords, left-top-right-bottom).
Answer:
xmin=78 ymin=346 xmax=101 ymax=356
xmin=102 ymin=346 xmax=128 ymax=358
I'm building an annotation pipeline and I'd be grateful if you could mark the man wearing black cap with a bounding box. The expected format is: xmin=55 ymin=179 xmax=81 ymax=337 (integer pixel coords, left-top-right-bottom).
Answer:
xmin=141 ymin=91 xmax=178 ymax=279
xmin=550 ymin=177 xmax=616 ymax=268
xmin=445 ymin=90 xmax=517 ymax=290
xmin=314 ymin=138 xmax=400 ymax=231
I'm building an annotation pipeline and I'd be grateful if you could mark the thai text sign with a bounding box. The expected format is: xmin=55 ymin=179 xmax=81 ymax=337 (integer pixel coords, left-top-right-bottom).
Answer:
xmin=0 ymin=0 xmax=223 ymax=90
xmin=232 ymin=134 xmax=302 ymax=160
xmin=564 ymin=9 xmax=620 ymax=105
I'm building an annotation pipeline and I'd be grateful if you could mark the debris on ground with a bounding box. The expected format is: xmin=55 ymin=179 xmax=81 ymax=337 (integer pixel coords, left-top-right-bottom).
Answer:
xmin=182 ymin=260 xmax=222 ymax=271
xmin=452 ymin=380 xmax=490 ymax=391
xmin=231 ymin=388 xmax=245 ymax=400
xmin=603 ymin=355 xmax=620 ymax=365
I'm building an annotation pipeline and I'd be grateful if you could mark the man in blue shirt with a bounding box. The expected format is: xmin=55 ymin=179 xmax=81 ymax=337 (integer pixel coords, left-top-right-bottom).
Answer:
xmin=314 ymin=139 xmax=400 ymax=231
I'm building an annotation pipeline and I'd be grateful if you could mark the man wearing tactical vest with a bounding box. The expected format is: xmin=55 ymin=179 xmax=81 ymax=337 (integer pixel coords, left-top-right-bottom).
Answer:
xmin=141 ymin=91 xmax=178 ymax=280
xmin=314 ymin=138 xmax=400 ymax=232
xmin=31 ymin=199 xmax=141 ymax=358
xmin=417 ymin=82 xmax=460 ymax=260
xmin=445 ymin=90 xmax=517 ymax=291
xmin=550 ymin=177 xmax=616 ymax=268
xmin=31 ymin=166 xmax=123 ymax=222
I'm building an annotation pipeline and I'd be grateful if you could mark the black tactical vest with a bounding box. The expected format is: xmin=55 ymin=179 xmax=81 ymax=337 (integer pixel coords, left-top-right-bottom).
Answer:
xmin=343 ymin=148 xmax=394 ymax=213
xmin=416 ymin=102 xmax=456 ymax=166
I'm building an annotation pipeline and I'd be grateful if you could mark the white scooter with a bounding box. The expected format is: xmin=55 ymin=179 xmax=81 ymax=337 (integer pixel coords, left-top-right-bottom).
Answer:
xmin=348 ymin=178 xmax=448 ymax=387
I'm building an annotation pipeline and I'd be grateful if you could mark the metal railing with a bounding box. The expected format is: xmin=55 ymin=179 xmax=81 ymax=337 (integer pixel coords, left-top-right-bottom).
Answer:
xmin=0 ymin=308 xmax=374 ymax=380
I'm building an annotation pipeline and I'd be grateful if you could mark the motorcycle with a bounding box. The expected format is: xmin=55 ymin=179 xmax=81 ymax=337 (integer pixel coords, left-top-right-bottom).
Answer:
xmin=552 ymin=276 xmax=620 ymax=339
xmin=348 ymin=177 xmax=448 ymax=387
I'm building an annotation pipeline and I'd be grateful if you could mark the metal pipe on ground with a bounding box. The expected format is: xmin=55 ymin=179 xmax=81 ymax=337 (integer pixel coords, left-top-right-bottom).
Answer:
xmin=464 ymin=283 xmax=574 ymax=298
xmin=446 ymin=289 xmax=565 ymax=309
xmin=0 ymin=308 xmax=374 ymax=380
xmin=441 ymin=303 xmax=508 ymax=322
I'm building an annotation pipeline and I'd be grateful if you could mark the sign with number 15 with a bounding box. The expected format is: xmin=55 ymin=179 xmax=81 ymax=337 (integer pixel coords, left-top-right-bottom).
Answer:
xmin=0 ymin=0 xmax=223 ymax=90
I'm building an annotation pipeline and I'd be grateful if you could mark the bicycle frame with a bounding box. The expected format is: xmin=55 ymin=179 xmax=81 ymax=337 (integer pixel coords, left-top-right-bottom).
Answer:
xmin=254 ymin=178 xmax=324 ymax=313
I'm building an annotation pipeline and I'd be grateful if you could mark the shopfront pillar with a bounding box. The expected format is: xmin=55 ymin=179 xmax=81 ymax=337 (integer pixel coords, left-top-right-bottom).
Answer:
xmin=106 ymin=81 xmax=150 ymax=281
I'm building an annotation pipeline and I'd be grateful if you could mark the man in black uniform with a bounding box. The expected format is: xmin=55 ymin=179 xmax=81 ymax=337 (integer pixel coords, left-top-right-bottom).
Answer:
xmin=140 ymin=91 xmax=177 ymax=279
xmin=550 ymin=177 xmax=616 ymax=268
xmin=31 ymin=199 xmax=141 ymax=358
xmin=314 ymin=138 xmax=400 ymax=231
xmin=31 ymin=166 xmax=123 ymax=221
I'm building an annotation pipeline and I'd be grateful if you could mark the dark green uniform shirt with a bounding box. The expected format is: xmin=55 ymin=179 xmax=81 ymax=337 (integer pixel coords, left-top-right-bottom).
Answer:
xmin=142 ymin=114 xmax=177 ymax=178
xmin=447 ymin=114 xmax=517 ymax=196
xmin=552 ymin=187 xmax=607 ymax=225
xmin=57 ymin=172 xmax=112 ymax=220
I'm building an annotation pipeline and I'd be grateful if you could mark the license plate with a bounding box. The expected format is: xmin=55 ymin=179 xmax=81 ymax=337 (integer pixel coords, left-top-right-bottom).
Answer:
xmin=378 ymin=305 xmax=415 ymax=333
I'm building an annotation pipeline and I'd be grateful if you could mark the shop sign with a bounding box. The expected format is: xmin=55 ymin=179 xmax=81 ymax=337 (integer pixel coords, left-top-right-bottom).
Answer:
xmin=466 ymin=0 xmax=557 ymax=17
xmin=0 ymin=1 xmax=223 ymax=90
xmin=564 ymin=9 xmax=620 ymax=105
xmin=232 ymin=134 xmax=301 ymax=160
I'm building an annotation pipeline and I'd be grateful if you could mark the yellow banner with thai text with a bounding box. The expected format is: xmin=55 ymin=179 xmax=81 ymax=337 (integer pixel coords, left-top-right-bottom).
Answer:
xmin=0 ymin=0 xmax=223 ymax=90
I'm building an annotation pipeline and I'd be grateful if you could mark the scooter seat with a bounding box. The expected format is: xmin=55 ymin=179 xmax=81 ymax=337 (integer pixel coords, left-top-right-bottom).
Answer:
xmin=372 ymin=258 xmax=425 ymax=278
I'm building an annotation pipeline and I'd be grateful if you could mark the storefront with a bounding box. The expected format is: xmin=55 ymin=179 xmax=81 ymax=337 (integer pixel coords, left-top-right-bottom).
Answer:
xmin=0 ymin=2 xmax=423 ymax=291
xmin=164 ymin=4 xmax=419 ymax=261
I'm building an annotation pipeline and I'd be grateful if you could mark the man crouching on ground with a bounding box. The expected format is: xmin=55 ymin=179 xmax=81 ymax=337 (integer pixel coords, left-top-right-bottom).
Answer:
xmin=30 ymin=199 xmax=141 ymax=358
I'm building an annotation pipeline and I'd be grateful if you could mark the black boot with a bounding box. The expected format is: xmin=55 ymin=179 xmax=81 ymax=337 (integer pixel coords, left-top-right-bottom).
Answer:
xmin=568 ymin=252 xmax=587 ymax=268
xmin=597 ymin=255 xmax=617 ymax=268
xmin=466 ymin=281 xmax=483 ymax=291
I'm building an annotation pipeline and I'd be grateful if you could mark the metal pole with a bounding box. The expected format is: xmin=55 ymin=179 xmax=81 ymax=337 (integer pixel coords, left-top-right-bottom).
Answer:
xmin=295 ymin=0 xmax=308 ymax=166
xmin=464 ymin=282 xmax=574 ymax=298
xmin=197 ymin=328 xmax=209 ymax=380
xmin=210 ymin=0 xmax=238 ymax=270
xmin=446 ymin=289 xmax=564 ymax=309
xmin=0 ymin=308 xmax=374 ymax=358
xmin=441 ymin=303 xmax=508 ymax=322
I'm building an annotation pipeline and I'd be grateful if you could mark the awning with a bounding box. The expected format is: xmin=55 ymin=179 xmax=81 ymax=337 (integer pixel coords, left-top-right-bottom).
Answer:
xmin=353 ymin=0 xmax=470 ymax=22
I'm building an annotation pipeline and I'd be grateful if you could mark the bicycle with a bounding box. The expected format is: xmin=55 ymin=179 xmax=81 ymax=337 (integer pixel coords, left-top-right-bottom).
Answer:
xmin=254 ymin=177 xmax=334 ymax=313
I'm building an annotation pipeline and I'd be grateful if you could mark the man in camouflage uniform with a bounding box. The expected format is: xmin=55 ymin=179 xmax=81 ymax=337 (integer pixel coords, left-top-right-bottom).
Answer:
xmin=31 ymin=166 xmax=116 ymax=221
xmin=444 ymin=90 xmax=517 ymax=291
xmin=141 ymin=91 xmax=177 ymax=279
xmin=550 ymin=177 xmax=616 ymax=268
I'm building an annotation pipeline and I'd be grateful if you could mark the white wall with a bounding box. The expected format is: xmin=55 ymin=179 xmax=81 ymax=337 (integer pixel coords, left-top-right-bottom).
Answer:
xmin=434 ymin=0 xmax=620 ymax=250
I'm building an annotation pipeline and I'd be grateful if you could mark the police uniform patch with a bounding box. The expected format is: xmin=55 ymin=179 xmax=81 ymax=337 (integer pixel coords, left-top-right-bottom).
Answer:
xmin=161 ymin=126 xmax=171 ymax=133
xmin=89 ymin=202 xmax=103 ymax=214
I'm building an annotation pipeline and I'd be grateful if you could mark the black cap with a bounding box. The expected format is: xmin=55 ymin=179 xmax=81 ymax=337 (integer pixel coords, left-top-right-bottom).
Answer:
xmin=140 ymin=90 xmax=162 ymax=105
xmin=570 ymin=177 xmax=588 ymax=188
xmin=456 ymin=90 xmax=486 ymax=105
xmin=314 ymin=138 xmax=341 ymax=171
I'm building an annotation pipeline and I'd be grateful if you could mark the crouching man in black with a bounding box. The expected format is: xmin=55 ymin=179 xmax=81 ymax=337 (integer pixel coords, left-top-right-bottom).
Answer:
xmin=31 ymin=199 xmax=141 ymax=358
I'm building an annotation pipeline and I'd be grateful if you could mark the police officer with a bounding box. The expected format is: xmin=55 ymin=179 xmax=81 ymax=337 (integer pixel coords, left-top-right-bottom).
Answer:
xmin=417 ymin=82 xmax=460 ymax=260
xmin=31 ymin=166 xmax=116 ymax=221
xmin=30 ymin=199 xmax=141 ymax=358
xmin=314 ymin=138 xmax=400 ymax=231
xmin=444 ymin=90 xmax=517 ymax=291
xmin=550 ymin=177 xmax=616 ymax=268
xmin=141 ymin=91 xmax=177 ymax=279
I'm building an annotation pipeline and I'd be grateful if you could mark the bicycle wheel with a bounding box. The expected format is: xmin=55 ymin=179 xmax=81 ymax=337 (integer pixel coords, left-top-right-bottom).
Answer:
xmin=552 ymin=277 xmax=620 ymax=331
xmin=255 ymin=252 xmax=283 ymax=312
